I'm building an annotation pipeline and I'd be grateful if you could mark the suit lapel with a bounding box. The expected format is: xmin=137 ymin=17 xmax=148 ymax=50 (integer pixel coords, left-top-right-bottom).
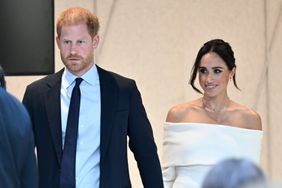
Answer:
xmin=97 ymin=66 xmax=118 ymax=161
xmin=45 ymin=69 xmax=64 ymax=164
xmin=43 ymin=66 xmax=117 ymax=164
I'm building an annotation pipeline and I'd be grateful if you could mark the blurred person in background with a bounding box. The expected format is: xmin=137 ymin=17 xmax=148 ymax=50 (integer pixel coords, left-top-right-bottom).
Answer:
xmin=201 ymin=158 xmax=267 ymax=188
xmin=0 ymin=87 xmax=38 ymax=187
xmin=0 ymin=65 xmax=6 ymax=89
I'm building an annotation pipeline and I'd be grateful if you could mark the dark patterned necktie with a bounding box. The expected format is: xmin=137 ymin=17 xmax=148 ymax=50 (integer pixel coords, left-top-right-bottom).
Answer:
xmin=60 ymin=77 xmax=83 ymax=188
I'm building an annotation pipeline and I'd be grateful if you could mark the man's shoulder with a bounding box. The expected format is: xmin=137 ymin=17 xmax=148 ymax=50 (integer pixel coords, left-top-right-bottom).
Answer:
xmin=27 ymin=69 xmax=64 ymax=90
xmin=0 ymin=88 xmax=20 ymax=107
xmin=0 ymin=88 xmax=30 ymax=124
xmin=97 ymin=66 xmax=135 ymax=86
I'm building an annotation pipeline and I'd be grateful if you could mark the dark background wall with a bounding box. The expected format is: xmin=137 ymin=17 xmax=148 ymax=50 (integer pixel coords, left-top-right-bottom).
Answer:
xmin=0 ymin=0 xmax=54 ymax=76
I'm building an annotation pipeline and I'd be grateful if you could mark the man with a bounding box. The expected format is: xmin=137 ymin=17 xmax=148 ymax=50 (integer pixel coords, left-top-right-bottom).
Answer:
xmin=0 ymin=87 xmax=38 ymax=187
xmin=23 ymin=7 xmax=163 ymax=188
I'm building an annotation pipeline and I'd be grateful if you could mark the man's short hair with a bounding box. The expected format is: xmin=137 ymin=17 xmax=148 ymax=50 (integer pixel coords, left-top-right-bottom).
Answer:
xmin=56 ymin=7 xmax=100 ymax=38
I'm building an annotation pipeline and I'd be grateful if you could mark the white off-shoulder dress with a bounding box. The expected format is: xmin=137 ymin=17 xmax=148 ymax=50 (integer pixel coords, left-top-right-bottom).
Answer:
xmin=162 ymin=122 xmax=263 ymax=188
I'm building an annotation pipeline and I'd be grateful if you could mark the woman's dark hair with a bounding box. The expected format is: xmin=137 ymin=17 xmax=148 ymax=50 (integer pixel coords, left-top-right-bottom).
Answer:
xmin=202 ymin=158 xmax=267 ymax=188
xmin=189 ymin=39 xmax=239 ymax=94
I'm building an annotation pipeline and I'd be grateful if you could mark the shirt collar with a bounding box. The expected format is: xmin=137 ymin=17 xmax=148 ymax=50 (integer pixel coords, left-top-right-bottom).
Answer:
xmin=62 ymin=64 xmax=99 ymax=89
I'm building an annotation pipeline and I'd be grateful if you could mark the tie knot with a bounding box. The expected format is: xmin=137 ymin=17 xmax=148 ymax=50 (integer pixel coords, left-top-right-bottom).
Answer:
xmin=75 ymin=77 xmax=83 ymax=87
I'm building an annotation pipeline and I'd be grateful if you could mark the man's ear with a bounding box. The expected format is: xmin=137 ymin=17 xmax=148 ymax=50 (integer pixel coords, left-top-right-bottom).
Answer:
xmin=56 ymin=36 xmax=61 ymax=49
xmin=92 ymin=34 xmax=100 ymax=49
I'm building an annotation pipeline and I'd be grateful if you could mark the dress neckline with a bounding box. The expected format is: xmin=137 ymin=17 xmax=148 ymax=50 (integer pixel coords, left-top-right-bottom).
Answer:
xmin=164 ymin=122 xmax=263 ymax=133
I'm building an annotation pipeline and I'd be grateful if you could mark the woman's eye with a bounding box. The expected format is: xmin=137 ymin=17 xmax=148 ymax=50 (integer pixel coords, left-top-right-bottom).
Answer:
xmin=199 ymin=68 xmax=207 ymax=74
xmin=214 ymin=69 xmax=222 ymax=74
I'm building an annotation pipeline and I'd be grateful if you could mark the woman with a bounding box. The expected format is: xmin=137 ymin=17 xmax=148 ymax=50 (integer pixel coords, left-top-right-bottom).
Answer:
xmin=162 ymin=39 xmax=263 ymax=188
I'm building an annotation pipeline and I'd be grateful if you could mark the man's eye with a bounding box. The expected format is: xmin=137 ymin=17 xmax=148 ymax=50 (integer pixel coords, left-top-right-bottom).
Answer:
xmin=77 ymin=40 xmax=85 ymax=44
xmin=64 ymin=40 xmax=71 ymax=45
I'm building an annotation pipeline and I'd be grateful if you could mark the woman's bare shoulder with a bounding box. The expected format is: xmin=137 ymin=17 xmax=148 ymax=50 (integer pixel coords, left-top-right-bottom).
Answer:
xmin=231 ymin=102 xmax=262 ymax=130
xmin=166 ymin=99 xmax=201 ymax=123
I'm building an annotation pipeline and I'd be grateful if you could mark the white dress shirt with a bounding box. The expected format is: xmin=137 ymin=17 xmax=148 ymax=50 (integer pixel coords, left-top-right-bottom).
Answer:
xmin=61 ymin=64 xmax=101 ymax=188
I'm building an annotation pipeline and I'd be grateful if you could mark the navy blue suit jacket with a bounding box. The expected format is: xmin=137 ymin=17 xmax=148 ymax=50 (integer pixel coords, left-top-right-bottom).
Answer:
xmin=23 ymin=66 xmax=164 ymax=188
xmin=0 ymin=88 xmax=38 ymax=188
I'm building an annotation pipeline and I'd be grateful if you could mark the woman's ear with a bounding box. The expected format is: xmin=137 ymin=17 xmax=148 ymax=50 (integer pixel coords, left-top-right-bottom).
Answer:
xmin=230 ymin=67 xmax=236 ymax=79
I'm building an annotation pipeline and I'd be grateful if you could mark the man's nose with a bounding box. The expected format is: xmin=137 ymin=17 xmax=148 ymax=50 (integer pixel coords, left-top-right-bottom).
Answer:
xmin=70 ymin=44 xmax=78 ymax=55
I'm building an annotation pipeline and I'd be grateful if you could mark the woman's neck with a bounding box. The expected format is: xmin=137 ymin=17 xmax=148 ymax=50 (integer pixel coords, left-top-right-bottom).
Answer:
xmin=202 ymin=95 xmax=230 ymax=113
